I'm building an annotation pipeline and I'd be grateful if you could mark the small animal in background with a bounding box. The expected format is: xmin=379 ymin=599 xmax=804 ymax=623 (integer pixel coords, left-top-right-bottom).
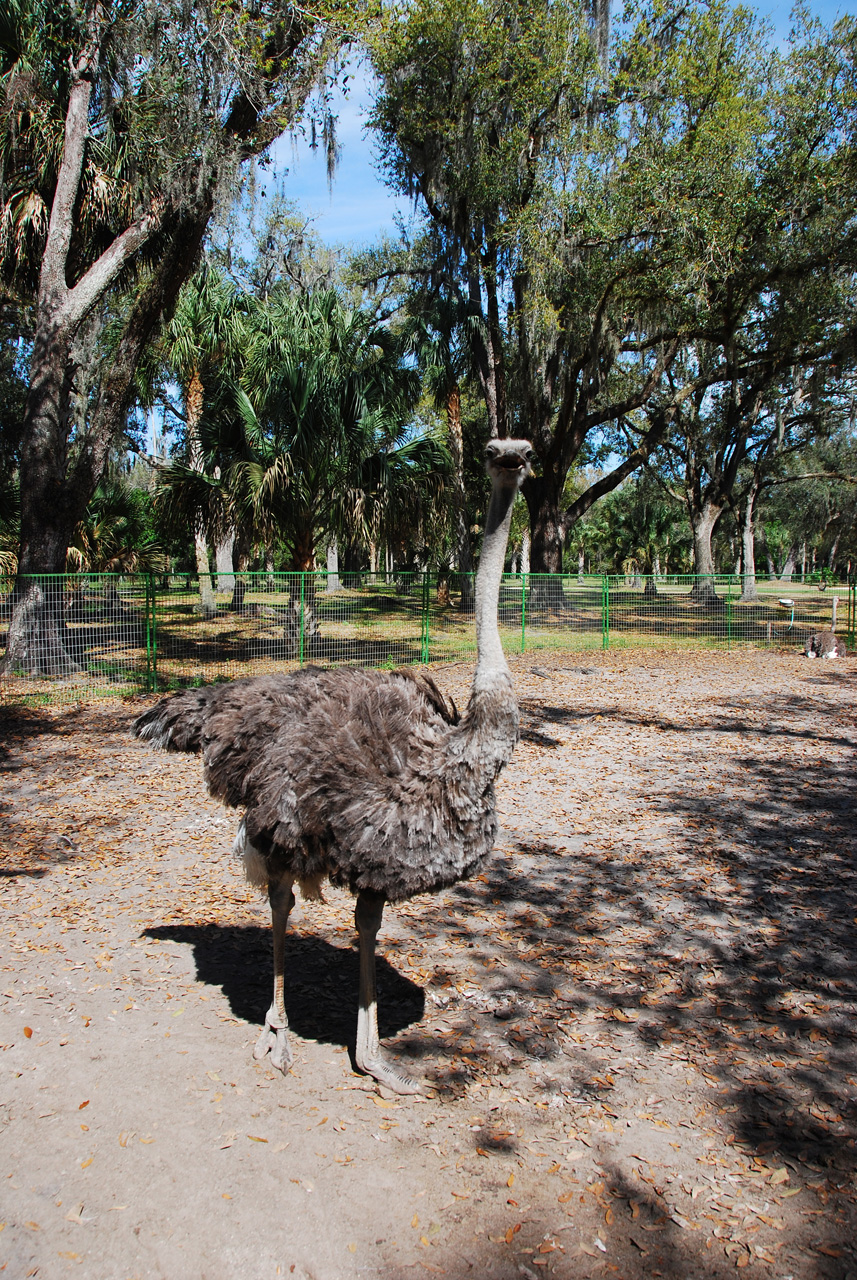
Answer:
xmin=804 ymin=630 xmax=846 ymax=659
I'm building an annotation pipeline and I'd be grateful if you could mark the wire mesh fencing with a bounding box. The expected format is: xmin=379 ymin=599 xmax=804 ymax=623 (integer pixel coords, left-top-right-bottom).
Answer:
xmin=603 ymin=573 xmax=853 ymax=651
xmin=150 ymin=571 xmax=428 ymax=687
xmin=0 ymin=574 xmax=154 ymax=705
xmin=1 ymin=570 xmax=854 ymax=705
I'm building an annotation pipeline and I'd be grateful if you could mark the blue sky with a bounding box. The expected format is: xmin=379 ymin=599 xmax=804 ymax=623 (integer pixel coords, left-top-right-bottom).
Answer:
xmin=273 ymin=1 xmax=854 ymax=251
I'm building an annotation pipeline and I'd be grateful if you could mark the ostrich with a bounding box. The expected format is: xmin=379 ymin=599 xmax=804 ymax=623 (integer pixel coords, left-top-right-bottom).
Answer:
xmin=134 ymin=439 xmax=534 ymax=1094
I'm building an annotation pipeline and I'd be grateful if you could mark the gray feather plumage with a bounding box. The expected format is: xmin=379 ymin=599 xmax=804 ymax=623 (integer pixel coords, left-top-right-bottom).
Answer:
xmin=134 ymin=440 xmax=535 ymax=939
xmin=133 ymin=665 xmax=518 ymax=902
xmin=804 ymin=631 xmax=846 ymax=658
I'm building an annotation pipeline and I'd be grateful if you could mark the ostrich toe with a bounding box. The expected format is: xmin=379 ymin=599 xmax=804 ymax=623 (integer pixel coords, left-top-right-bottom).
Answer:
xmin=359 ymin=1053 xmax=424 ymax=1096
xmin=254 ymin=1008 xmax=293 ymax=1073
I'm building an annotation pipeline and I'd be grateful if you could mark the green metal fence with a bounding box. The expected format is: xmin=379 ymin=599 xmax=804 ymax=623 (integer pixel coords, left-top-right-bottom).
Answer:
xmin=1 ymin=570 xmax=854 ymax=705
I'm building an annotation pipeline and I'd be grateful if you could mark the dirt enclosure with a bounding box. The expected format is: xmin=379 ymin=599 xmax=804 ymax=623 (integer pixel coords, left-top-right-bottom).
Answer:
xmin=1 ymin=649 xmax=856 ymax=1280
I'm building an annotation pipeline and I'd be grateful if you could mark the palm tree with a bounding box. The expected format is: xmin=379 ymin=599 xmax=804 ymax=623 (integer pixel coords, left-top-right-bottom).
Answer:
xmin=67 ymin=479 xmax=165 ymax=575
xmin=152 ymin=265 xmax=245 ymax=615
xmin=233 ymin=287 xmax=427 ymax=572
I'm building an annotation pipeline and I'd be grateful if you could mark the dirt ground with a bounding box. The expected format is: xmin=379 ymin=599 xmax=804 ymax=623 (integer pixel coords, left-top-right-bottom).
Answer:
xmin=1 ymin=648 xmax=856 ymax=1280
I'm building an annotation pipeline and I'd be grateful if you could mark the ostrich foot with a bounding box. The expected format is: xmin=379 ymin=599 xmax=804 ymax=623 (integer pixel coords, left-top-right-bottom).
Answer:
xmin=253 ymin=1008 xmax=293 ymax=1074
xmin=358 ymin=1053 xmax=424 ymax=1096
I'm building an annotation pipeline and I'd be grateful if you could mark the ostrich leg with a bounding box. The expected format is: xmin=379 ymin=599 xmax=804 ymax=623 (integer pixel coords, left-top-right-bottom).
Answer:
xmin=355 ymin=890 xmax=423 ymax=1095
xmin=254 ymin=872 xmax=295 ymax=1073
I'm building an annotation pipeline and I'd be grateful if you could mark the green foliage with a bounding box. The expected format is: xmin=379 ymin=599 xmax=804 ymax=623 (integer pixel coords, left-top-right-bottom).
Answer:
xmin=153 ymin=283 xmax=450 ymax=570
xmin=67 ymin=479 xmax=165 ymax=573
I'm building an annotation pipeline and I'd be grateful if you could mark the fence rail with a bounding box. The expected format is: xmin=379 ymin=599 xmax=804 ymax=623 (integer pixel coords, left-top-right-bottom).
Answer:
xmin=1 ymin=570 xmax=854 ymax=706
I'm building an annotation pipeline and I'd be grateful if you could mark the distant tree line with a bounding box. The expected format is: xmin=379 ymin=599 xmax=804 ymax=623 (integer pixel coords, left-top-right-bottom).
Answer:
xmin=0 ymin=0 xmax=855 ymax=674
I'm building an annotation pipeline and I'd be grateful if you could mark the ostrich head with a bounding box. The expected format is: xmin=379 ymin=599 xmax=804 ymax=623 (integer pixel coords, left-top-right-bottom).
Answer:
xmin=484 ymin=438 xmax=534 ymax=489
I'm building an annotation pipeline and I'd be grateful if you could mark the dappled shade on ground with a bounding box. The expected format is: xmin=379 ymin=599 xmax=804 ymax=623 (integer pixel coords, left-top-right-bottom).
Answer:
xmin=0 ymin=649 xmax=855 ymax=1278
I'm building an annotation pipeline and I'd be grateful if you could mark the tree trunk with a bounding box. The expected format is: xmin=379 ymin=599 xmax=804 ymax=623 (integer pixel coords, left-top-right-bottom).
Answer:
xmin=3 ymin=333 xmax=85 ymax=674
xmin=215 ymin=531 xmax=236 ymax=592
xmin=446 ymin=385 xmax=475 ymax=611
xmin=2 ymin=578 xmax=82 ymax=676
xmin=523 ymin=471 xmax=566 ymax=608
xmin=828 ymin=535 xmax=840 ymax=573
xmin=186 ymin=369 xmax=217 ymax=617
xmin=578 ymin=546 xmax=585 ymax=582
xmin=194 ymin=532 xmax=216 ymax=616
xmin=739 ymin=481 xmax=760 ymax=602
xmin=290 ymin=523 xmax=319 ymax=644
xmin=325 ymin=540 xmax=340 ymax=592
xmin=779 ymin=544 xmax=798 ymax=582
xmin=688 ymin=502 xmax=724 ymax=607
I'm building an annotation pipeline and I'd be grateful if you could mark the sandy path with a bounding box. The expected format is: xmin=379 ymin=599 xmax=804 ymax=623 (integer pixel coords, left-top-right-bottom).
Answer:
xmin=1 ymin=649 xmax=856 ymax=1279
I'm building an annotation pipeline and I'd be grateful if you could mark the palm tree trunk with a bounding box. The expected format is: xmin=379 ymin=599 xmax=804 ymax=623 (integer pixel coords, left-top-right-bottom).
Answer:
xmin=187 ymin=367 xmax=217 ymax=617
xmin=446 ymin=385 xmax=475 ymax=610
xmin=325 ymin=540 xmax=340 ymax=591
xmin=215 ymin=531 xmax=236 ymax=592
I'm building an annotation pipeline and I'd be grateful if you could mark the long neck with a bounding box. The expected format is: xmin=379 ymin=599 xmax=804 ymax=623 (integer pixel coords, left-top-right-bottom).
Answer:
xmin=474 ymin=479 xmax=517 ymax=679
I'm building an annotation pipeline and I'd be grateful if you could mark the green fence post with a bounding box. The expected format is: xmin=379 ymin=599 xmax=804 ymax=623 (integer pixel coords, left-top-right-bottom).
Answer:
xmin=602 ymin=575 xmax=610 ymax=650
xmin=521 ymin=572 xmax=527 ymax=653
xmin=420 ymin=572 xmax=430 ymax=663
xmin=144 ymin=575 xmax=152 ymax=691
xmin=849 ymin=576 xmax=856 ymax=649
xmin=150 ymin=574 xmax=158 ymax=692
xmin=726 ymin=575 xmax=734 ymax=651
xmin=299 ymin=572 xmax=305 ymax=666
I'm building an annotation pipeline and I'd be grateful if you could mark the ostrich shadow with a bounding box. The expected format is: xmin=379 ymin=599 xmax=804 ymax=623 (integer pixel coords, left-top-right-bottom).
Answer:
xmin=143 ymin=923 xmax=426 ymax=1061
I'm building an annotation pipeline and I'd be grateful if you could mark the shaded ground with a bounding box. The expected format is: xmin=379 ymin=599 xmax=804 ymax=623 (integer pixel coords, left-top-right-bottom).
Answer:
xmin=1 ymin=649 xmax=856 ymax=1279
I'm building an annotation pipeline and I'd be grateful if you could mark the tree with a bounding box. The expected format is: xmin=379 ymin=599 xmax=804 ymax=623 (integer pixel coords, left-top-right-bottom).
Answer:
xmin=66 ymin=477 xmax=164 ymax=574
xmin=1 ymin=0 xmax=353 ymax=675
xmin=149 ymin=265 xmax=246 ymax=615
xmin=623 ymin=6 xmax=857 ymax=603
xmin=402 ymin=281 xmax=478 ymax=607
xmin=155 ymin=286 xmax=446 ymax=608
xmin=234 ymin=287 xmax=425 ymax=570
xmin=0 ymin=310 xmax=27 ymax=573
xmin=368 ymin=0 xmax=777 ymax=597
